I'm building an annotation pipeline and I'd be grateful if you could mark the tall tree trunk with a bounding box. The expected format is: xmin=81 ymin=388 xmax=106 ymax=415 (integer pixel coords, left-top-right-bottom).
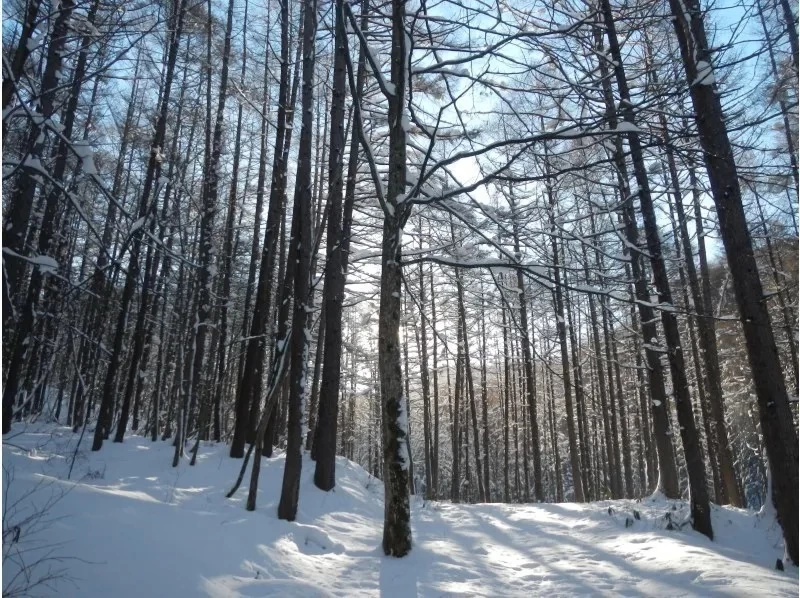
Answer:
xmin=2 ymin=0 xmax=76 ymax=427
xmin=649 ymin=53 xmax=744 ymax=506
xmin=564 ymin=276 xmax=593 ymax=500
xmin=580 ymin=232 xmax=615 ymax=499
xmin=448 ymin=228 xmax=485 ymax=503
xmin=417 ymin=222 xmax=433 ymax=498
xmin=430 ymin=265 xmax=440 ymax=498
xmin=545 ymin=179 xmax=584 ymax=503
xmin=451 ymin=312 xmax=463 ymax=501
xmin=508 ymin=198 xmax=543 ymax=501
xmin=378 ymin=0 xmax=412 ymax=556
xmin=231 ymin=0 xmax=294 ymax=458
xmin=778 ymin=0 xmax=799 ymax=69
xmin=501 ymin=286 xmax=512 ymax=502
xmin=607 ymin=307 xmax=633 ymax=498
xmin=479 ymin=285 xmax=491 ymax=501
xmin=1 ymin=0 xmax=42 ymax=118
xmin=212 ymin=0 xmax=249 ymax=444
xmin=600 ymin=0 xmax=712 ymax=539
xmin=186 ymin=0 xmax=237 ymax=463
xmin=592 ymin=21 xmax=680 ymax=501
xmin=237 ymin=9 xmax=273 ymax=391
xmin=546 ymin=359 xmax=564 ymax=502
xmin=313 ymin=0 xmax=353 ymax=491
xmin=277 ymin=0 xmax=317 ymax=520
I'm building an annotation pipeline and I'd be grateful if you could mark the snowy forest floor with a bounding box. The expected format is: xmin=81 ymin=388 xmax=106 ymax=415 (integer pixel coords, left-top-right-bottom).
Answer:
xmin=2 ymin=424 xmax=797 ymax=597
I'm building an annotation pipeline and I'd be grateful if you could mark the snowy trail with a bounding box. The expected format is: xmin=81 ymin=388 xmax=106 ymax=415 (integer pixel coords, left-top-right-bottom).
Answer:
xmin=3 ymin=425 xmax=796 ymax=597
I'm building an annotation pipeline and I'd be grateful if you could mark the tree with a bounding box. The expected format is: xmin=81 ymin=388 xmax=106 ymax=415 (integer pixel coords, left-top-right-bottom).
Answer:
xmin=313 ymin=0 xmax=351 ymax=492
xmin=667 ymin=0 xmax=798 ymax=561
xmin=379 ymin=0 xmax=412 ymax=556
xmin=277 ymin=0 xmax=317 ymax=521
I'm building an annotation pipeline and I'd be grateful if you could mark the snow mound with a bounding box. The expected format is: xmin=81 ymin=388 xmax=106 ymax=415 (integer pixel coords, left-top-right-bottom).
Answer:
xmin=3 ymin=423 xmax=797 ymax=597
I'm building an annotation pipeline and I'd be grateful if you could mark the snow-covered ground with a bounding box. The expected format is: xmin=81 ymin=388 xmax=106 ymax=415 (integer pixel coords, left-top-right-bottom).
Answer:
xmin=3 ymin=424 xmax=797 ymax=597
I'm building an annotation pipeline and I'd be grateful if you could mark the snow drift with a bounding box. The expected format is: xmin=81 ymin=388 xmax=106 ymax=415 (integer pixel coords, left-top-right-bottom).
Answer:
xmin=2 ymin=424 xmax=796 ymax=597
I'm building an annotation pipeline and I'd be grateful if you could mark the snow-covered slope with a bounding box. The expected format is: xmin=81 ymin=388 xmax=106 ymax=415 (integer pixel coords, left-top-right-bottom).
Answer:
xmin=3 ymin=424 xmax=797 ymax=597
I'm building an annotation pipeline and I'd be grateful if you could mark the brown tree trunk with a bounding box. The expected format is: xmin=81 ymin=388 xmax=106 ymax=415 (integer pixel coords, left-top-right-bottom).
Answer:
xmin=672 ymin=0 xmax=800 ymax=551
xmin=231 ymin=0 xmax=297 ymax=457
xmin=508 ymin=198 xmax=544 ymax=501
xmin=592 ymin=21 xmax=680 ymax=501
xmin=313 ymin=0 xmax=349 ymax=490
xmin=546 ymin=180 xmax=584 ymax=503
xmin=430 ymin=265 xmax=440 ymax=498
xmin=379 ymin=0 xmax=412 ymax=556
xmin=277 ymin=0 xmax=317 ymax=520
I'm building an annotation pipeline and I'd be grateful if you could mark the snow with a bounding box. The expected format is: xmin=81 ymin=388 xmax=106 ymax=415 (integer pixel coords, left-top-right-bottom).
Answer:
xmin=643 ymin=342 xmax=668 ymax=353
xmin=68 ymin=16 xmax=101 ymax=37
xmin=30 ymin=255 xmax=59 ymax=275
xmin=400 ymin=114 xmax=410 ymax=133
xmin=130 ymin=217 xmax=146 ymax=234
xmin=26 ymin=35 xmax=44 ymax=53
xmin=362 ymin=42 xmax=394 ymax=97
xmin=693 ymin=60 xmax=715 ymax=86
xmin=23 ymin=155 xmax=46 ymax=174
xmin=77 ymin=144 xmax=98 ymax=175
xmin=3 ymin=424 xmax=797 ymax=597
xmin=397 ymin=397 xmax=409 ymax=470
xmin=613 ymin=121 xmax=641 ymax=133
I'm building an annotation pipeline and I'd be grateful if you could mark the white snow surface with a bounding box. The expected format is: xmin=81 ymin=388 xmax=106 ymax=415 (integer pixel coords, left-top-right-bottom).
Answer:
xmin=3 ymin=424 xmax=796 ymax=597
